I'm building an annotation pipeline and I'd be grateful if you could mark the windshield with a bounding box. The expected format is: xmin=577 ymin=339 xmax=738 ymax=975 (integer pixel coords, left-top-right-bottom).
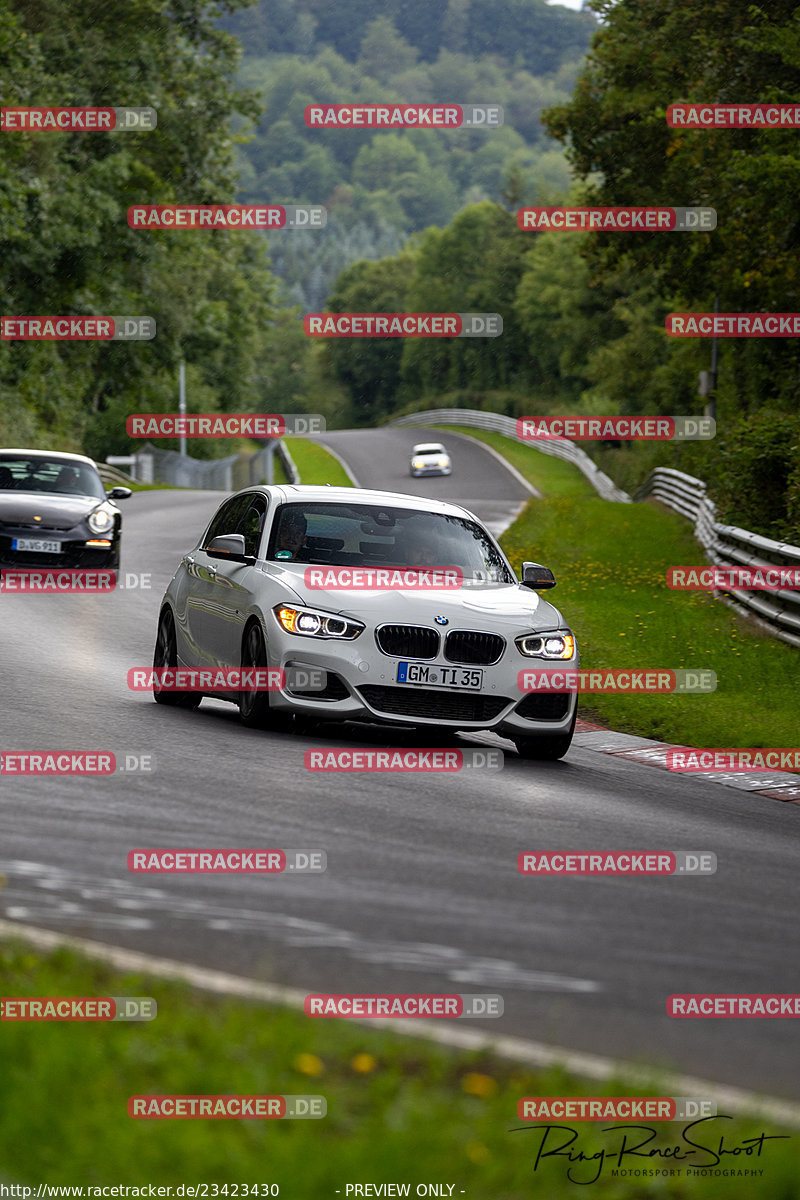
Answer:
xmin=267 ymin=502 xmax=514 ymax=583
xmin=0 ymin=455 xmax=106 ymax=500
xmin=413 ymin=445 xmax=445 ymax=455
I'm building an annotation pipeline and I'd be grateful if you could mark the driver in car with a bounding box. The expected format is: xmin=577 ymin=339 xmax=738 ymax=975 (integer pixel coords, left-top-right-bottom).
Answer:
xmin=275 ymin=510 xmax=310 ymax=560
xmin=55 ymin=466 xmax=82 ymax=493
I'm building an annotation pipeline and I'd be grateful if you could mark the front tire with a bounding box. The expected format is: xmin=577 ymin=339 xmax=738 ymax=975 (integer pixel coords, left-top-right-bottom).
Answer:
xmin=152 ymin=608 xmax=201 ymax=709
xmin=239 ymin=620 xmax=286 ymax=730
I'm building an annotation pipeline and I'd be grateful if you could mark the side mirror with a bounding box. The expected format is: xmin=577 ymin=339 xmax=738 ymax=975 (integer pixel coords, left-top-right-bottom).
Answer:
xmin=520 ymin=561 xmax=556 ymax=590
xmin=107 ymin=486 xmax=132 ymax=500
xmin=207 ymin=533 xmax=253 ymax=564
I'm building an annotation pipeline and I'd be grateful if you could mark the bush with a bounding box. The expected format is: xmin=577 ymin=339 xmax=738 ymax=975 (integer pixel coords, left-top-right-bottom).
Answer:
xmin=706 ymin=410 xmax=800 ymax=542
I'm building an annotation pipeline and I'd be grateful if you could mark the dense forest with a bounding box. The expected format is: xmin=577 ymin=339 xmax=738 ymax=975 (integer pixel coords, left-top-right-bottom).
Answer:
xmin=2 ymin=0 xmax=799 ymax=536
xmin=310 ymin=0 xmax=800 ymax=538
xmin=221 ymin=0 xmax=594 ymax=308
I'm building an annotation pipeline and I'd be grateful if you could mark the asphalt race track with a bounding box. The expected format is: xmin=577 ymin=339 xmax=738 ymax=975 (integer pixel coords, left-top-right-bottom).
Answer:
xmin=2 ymin=429 xmax=799 ymax=1099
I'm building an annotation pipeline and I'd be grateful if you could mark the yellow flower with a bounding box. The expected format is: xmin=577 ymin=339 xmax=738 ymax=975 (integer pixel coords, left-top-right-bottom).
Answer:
xmin=294 ymin=1052 xmax=324 ymax=1077
xmin=466 ymin=1142 xmax=491 ymax=1164
xmin=351 ymin=1053 xmax=377 ymax=1074
xmin=462 ymin=1072 xmax=498 ymax=1098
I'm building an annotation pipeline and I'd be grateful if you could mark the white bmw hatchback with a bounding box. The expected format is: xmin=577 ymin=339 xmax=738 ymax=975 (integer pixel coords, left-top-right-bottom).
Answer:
xmin=153 ymin=485 xmax=579 ymax=759
xmin=409 ymin=442 xmax=452 ymax=477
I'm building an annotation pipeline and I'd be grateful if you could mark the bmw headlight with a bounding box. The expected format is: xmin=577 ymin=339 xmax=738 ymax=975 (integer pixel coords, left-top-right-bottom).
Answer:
xmin=411 ymin=458 xmax=425 ymax=468
xmin=516 ymin=631 xmax=576 ymax=659
xmin=88 ymin=507 xmax=114 ymax=534
xmin=274 ymin=603 xmax=364 ymax=640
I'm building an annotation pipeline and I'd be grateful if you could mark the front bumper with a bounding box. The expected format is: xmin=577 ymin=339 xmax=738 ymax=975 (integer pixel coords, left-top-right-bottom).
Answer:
xmin=265 ymin=618 xmax=578 ymax=734
xmin=0 ymin=528 xmax=119 ymax=568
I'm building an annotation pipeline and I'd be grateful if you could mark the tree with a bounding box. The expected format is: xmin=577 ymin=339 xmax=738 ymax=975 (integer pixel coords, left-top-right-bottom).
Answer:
xmin=357 ymin=17 xmax=418 ymax=84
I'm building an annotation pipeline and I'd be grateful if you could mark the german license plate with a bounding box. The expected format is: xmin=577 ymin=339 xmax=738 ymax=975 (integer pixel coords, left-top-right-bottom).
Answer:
xmin=12 ymin=538 xmax=62 ymax=553
xmin=396 ymin=661 xmax=483 ymax=690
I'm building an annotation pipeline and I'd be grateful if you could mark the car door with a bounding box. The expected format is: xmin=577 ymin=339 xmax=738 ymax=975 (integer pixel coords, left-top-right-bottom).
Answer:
xmin=180 ymin=495 xmax=251 ymax=668
xmin=200 ymin=494 xmax=269 ymax=668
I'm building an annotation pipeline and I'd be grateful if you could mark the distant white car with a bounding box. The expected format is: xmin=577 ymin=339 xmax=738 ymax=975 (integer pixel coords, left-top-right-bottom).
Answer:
xmin=409 ymin=442 xmax=451 ymax=477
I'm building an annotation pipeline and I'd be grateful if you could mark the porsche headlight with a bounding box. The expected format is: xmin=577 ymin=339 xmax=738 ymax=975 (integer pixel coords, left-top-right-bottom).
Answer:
xmin=516 ymin=632 xmax=575 ymax=659
xmin=88 ymin=507 xmax=114 ymax=534
xmin=274 ymin=603 xmax=364 ymax=640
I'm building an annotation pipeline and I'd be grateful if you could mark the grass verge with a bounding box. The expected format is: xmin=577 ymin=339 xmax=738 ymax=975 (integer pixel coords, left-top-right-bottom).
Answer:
xmin=284 ymin=438 xmax=353 ymax=487
xmin=434 ymin=427 xmax=798 ymax=747
xmin=1 ymin=942 xmax=796 ymax=1195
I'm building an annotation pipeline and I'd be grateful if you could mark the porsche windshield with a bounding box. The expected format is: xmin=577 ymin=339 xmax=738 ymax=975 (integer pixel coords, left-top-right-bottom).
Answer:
xmin=268 ymin=502 xmax=514 ymax=583
xmin=0 ymin=455 xmax=106 ymax=500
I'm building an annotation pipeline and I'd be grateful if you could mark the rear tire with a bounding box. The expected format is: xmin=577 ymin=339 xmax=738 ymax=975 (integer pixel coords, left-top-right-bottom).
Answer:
xmin=513 ymin=710 xmax=576 ymax=761
xmin=152 ymin=608 xmax=201 ymax=709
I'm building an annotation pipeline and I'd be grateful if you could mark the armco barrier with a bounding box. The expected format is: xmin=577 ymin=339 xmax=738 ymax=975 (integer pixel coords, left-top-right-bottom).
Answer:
xmin=391 ymin=408 xmax=800 ymax=647
xmin=106 ymin=440 xmax=300 ymax=490
xmin=635 ymin=468 xmax=800 ymax=648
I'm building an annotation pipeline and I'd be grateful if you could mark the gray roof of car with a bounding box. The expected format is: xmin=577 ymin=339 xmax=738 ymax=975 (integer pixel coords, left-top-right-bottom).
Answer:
xmin=0 ymin=448 xmax=98 ymax=467
xmin=235 ymin=483 xmax=472 ymax=520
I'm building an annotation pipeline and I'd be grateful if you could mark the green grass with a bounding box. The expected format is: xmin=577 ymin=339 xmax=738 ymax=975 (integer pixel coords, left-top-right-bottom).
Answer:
xmin=1 ymin=942 xmax=796 ymax=1195
xmin=284 ymin=438 xmax=353 ymax=486
xmin=436 ymin=427 xmax=799 ymax=746
xmin=432 ymin=426 xmax=595 ymax=499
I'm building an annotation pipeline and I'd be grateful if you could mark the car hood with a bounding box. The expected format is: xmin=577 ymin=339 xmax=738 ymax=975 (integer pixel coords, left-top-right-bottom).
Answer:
xmin=0 ymin=492 xmax=103 ymax=529
xmin=264 ymin=564 xmax=567 ymax=631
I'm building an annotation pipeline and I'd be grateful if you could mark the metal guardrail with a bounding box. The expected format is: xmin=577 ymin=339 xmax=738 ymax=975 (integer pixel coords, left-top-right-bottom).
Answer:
xmin=635 ymin=468 xmax=800 ymax=647
xmin=108 ymin=440 xmax=300 ymax=490
xmin=390 ymin=408 xmax=631 ymax=502
xmin=97 ymin=462 xmax=136 ymax=487
xmin=392 ymin=408 xmax=800 ymax=647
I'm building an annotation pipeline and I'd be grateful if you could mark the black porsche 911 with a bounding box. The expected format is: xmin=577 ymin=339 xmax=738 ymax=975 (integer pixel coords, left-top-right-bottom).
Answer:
xmin=0 ymin=449 xmax=131 ymax=569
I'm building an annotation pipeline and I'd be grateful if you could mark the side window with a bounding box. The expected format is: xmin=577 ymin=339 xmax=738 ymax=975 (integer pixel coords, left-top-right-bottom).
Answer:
xmin=201 ymin=496 xmax=249 ymax=550
xmin=236 ymin=495 xmax=268 ymax=558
